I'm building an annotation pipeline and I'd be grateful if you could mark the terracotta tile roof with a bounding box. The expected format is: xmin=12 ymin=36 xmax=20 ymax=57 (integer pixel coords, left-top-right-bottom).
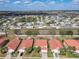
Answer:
xmin=34 ymin=40 xmax=47 ymax=48
xmin=19 ymin=37 xmax=33 ymax=49
xmin=0 ymin=37 xmax=4 ymax=45
xmin=49 ymin=39 xmax=62 ymax=50
xmin=7 ymin=37 xmax=20 ymax=50
xmin=64 ymin=39 xmax=79 ymax=50
xmin=64 ymin=39 xmax=79 ymax=46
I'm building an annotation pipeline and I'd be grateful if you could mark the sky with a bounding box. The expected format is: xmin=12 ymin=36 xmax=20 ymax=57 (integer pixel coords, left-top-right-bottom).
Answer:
xmin=0 ymin=0 xmax=79 ymax=11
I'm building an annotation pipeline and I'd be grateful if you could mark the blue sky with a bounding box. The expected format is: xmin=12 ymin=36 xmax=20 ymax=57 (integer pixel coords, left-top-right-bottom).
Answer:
xmin=0 ymin=0 xmax=79 ymax=11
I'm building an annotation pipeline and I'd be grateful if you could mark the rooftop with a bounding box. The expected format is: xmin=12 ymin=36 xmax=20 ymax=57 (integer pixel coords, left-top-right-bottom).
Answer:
xmin=49 ymin=39 xmax=62 ymax=50
xmin=64 ymin=39 xmax=79 ymax=50
xmin=0 ymin=36 xmax=5 ymax=45
xmin=19 ymin=37 xmax=33 ymax=49
xmin=7 ymin=37 xmax=20 ymax=50
xmin=34 ymin=39 xmax=47 ymax=49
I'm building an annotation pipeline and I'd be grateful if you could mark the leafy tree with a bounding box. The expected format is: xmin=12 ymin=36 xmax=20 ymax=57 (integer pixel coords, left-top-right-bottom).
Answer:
xmin=26 ymin=30 xmax=39 ymax=35
xmin=19 ymin=17 xmax=26 ymax=22
xmin=66 ymin=31 xmax=73 ymax=35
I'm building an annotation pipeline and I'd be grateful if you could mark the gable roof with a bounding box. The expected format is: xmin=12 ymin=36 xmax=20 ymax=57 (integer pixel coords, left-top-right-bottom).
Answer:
xmin=7 ymin=37 xmax=20 ymax=50
xmin=64 ymin=39 xmax=79 ymax=47
xmin=34 ymin=40 xmax=47 ymax=48
xmin=19 ymin=37 xmax=33 ymax=49
xmin=0 ymin=37 xmax=5 ymax=45
xmin=64 ymin=39 xmax=79 ymax=50
xmin=49 ymin=39 xmax=62 ymax=50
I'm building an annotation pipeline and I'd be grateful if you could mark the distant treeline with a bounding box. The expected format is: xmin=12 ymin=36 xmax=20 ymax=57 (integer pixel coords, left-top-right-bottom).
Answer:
xmin=0 ymin=10 xmax=79 ymax=16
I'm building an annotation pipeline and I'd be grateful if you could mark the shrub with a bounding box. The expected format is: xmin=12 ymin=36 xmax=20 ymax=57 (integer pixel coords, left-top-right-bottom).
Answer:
xmin=26 ymin=30 xmax=39 ymax=35
xmin=60 ymin=48 xmax=66 ymax=55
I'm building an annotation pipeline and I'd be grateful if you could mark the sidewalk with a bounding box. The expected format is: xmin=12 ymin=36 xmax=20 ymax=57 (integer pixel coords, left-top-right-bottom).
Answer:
xmin=0 ymin=57 xmax=79 ymax=59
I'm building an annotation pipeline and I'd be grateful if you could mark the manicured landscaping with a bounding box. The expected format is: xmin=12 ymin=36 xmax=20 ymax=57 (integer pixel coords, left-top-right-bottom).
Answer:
xmin=0 ymin=35 xmax=79 ymax=58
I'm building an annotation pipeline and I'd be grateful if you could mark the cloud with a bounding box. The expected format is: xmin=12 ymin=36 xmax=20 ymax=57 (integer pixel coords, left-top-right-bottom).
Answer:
xmin=0 ymin=0 xmax=3 ymax=1
xmin=0 ymin=0 xmax=6 ymax=2
xmin=21 ymin=0 xmax=31 ymax=1
xmin=0 ymin=0 xmax=9 ymax=3
xmin=72 ymin=0 xmax=79 ymax=4
xmin=13 ymin=0 xmax=31 ymax=5
xmin=24 ymin=1 xmax=31 ymax=4
xmin=48 ymin=1 xmax=56 ymax=5
xmin=14 ymin=1 xmax=21 ymax=4
xmin=0 ymin=0 xmax=10 ymax=4
xmin=28 ymin=1 xmax=46 ymax=6
xmin=73 ymin=0 xmax=79 ymax=2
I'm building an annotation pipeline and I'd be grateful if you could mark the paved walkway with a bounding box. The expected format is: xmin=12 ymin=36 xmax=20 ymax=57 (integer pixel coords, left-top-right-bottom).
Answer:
xmin=0 ymin=57 xmax=79 ymax=59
